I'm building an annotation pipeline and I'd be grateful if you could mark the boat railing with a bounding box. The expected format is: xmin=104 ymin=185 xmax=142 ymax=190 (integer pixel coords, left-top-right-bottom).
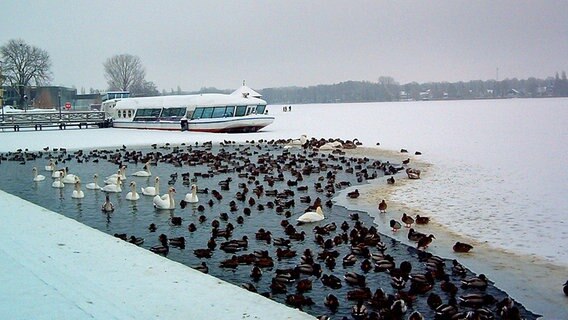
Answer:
xmin=0 ymin=111 xmax=109 ymax=132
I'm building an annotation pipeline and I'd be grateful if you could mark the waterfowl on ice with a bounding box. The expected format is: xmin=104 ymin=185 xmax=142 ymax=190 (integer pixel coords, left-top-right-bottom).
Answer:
xmin=401 ymin=213 xmax=414 ymax=227
xmin=378 ymin=200 xmax=387 ymax=213
xmin=453 ymin=241 xmax=474 ymax=253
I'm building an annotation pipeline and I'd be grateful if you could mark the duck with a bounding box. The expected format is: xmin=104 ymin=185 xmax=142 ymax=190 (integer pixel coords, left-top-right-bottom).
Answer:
xmin=347 ymin=287 xmax=372 ymax=300
xmin=458 ymin=293 xmax=496 ymax=308
xmin=408 ymin=228 xmax=426 ymax=242
xmin=378 ymin=200 xmax=387 ymax=213
xmin=347 ymin=189 xmax=360 ymax=199
xmin=193 ymin=262 xmax=208 ymax=274
xmin=401 ymin=213 xmax=414 ymax=227
xmin=153 ymin=187 xmax=176 ymax=210
xmin=390 ymin=219 xmax=402 ymax=232
xmin=61 ymin=167 xmax=79 ymax=184
xmin=461 ymin=274 xmax=488 ymax=289
xmin=417 ymin=234 xmax=435 ymax=250
xmin=183 ymin=184 xmax=199 ymax=203
xmin=141 ymin=176 xmax=160 ymax=196
xmin=321 ymin=274 xmax=342 ymax=289
xmin=132 ymin=162 xmax=151 ymax=177
xmin=324 ymin=293 xmax=339 ymax=310
xmin=101 ymin=194 xmax=114 ymax=212
xmin=387 ymin=176 xmax=395 ymax=184
xmin=296 ymin=206 xmax=324 ymax=224
xmin=150 ymin=234 xmax=169 ymax=255
xmin=351 ymin=300 xmax=368 ymax=319
xmin=415 ymin=214 xmax=430 ymax=224
xmin=71 ymin=178 xmax=85 ymax=199
xmin=32 ymin=167 xmax=46 ymax=182
xmin=128 ymin=236 xmax=144 ymax=246
xmin=451 ymin=259 xmax=467 ymax=277
xmin=101 ymin=176 xmax=122 ymax=193
xmin=125 ymin=181 xmax=140 ymax=201
xmin=453 ymin=241 xmax=474 ymax=253
xmin=51 ymin=176 xmax=65 ymax=188
xmin=344 ymin=272 xmax=366 ymax=287
xmin=85 ymin=174 xmax=102 ymax=190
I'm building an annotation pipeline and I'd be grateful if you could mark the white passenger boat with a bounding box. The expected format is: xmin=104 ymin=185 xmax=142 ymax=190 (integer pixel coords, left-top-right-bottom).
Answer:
xmin=108 ymin=85 xmax=274 ymax=133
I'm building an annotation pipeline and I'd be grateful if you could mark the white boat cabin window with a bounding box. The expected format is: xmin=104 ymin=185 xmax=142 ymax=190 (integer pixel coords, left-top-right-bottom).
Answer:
xmin=133 ymin=108 xmax=161 ymax=121
xmin=191 ymin=106 xmax=236 ymax=119
xmin=256 ymin=105 xmax=266 ymax=114
xmin=161 ymin=107 xmax=186 ymax=119
xmin=235 ymin=106 xmax=246 ymax=117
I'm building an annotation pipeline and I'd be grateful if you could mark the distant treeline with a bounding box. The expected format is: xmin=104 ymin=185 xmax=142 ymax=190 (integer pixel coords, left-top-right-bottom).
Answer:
xmin=188 ymin=72 xmax=568 ymax=105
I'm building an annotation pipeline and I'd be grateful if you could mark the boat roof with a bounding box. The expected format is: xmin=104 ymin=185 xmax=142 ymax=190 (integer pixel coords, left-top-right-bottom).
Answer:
xmin=114 ymin=93 xmax=266 ymax=110
xmin=231 ymin=85 xmax=262 ymax=98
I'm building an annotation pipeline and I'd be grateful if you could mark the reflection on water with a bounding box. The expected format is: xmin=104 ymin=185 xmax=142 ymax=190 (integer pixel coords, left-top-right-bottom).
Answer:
xmin=0 ymin=143 xmax=539 ymax=319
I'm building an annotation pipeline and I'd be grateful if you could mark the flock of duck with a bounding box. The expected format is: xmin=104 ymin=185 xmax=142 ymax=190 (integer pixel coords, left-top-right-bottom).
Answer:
xmin=2 ymin=137 xmax=540 ymax=320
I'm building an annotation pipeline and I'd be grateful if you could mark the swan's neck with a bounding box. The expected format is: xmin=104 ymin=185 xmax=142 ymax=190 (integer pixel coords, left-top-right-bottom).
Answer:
xmin=169 ymin=192 xmax=175 ymax=208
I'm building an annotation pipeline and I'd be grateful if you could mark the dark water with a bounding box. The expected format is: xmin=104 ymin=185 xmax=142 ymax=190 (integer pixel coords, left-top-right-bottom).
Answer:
xmin=0 ymin=143 xmax=539 ymax=319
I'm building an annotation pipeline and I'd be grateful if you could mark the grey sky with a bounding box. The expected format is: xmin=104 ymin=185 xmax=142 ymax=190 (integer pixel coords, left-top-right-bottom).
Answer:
xmin=2 ymin=0 xmax=567 ymax=92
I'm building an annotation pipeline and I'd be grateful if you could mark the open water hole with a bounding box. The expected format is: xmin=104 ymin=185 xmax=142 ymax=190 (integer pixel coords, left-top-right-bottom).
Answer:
xmin=0 ymin=142 xmax=539 ymax=319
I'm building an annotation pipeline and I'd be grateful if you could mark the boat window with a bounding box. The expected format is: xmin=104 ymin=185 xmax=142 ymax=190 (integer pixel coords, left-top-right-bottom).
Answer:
xmin=192 ymin=107 xmax=204 ymax=119
xmin=133 ymin=108 xmax=162 ymax=121
xmin=256 ymin=105 xmax=266 ymax=114
xmin=212 ymin=107 xmax=227 ymax=118
xmin=127 ymin=110 xmax=133 ymax=118
xmin=235 ymin=106 xmax=246 ymax=117
xmin=201 ymin=107 xmax=214 ymax=118
xmin=161 ymin=107 xmax=186 ymax=118
xmin=225 ymin=106 xmax=235 ymax=117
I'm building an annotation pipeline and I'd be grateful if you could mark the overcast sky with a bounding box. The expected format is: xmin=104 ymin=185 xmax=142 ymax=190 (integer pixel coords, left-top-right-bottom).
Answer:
xmin=2 ymin=1 xmax=567 ymax=92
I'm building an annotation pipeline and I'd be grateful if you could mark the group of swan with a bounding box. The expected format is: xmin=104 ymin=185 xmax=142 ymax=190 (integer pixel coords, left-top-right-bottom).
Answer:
xmin=38 ymin=160 xmax=180 ymax=210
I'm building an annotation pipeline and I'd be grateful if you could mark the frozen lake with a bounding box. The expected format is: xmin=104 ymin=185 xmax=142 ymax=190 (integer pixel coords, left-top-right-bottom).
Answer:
xmin=1 ymin=97 xmax=566 ymax=318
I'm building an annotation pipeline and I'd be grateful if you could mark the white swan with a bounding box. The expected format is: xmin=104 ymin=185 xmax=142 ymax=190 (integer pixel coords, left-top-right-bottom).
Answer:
xmin=51 ymin=176 xmax=65 ymax=188
xmin=61 ymin=167 xmax=79 ymax=184
xmin=126 ymin=181 xmax=140 ymax=201
xmin=72 ymin=178 xmax=85 ymax=199
xmin=102 ymin=176 xmax=122 ymax=193
xmin=51 ymin=166 xmax=62 ymax=178
xmin=44 ymin=159 xmax=54 ymax=171
xmin=285 ymin=134 xmax=308 ymax=148
xmin=153 ymin=187 xmax=176 ymax=210
xmin=32 ymin=167 xmax=46 ymax=182
xmin=133 ymin=162 xmax=152 ymax=177
xmin=85 ymin=174 xmax=102 ymax=190
xmin=319 ymin=141 xmax=343 ymax=150
xmin=141 ymin=177 xmax=160 ymax=196
xmin=184 ymin=184 xmax=199 ymax=203
xmin=297 ymin=206 xmax=325 ymax=223
xmin=105 ymin=166 xmax=127 ymax=183
xmin=101 ymin=194 xmax=114 ymax=212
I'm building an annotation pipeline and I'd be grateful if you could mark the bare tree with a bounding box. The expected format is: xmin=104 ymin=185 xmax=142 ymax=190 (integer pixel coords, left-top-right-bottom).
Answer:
xmin=103 ymin=54 xmax=146 ymax=93
xmin=0 ymin=39 xmax=52 ymax=108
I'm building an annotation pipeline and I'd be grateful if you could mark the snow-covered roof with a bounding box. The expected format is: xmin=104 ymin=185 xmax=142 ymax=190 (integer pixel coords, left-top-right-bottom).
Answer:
xmin=231 ymin=84 xmax=262 ymax=99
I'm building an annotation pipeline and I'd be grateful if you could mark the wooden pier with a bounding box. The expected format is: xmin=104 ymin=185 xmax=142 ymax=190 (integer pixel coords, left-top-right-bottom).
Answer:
xmin=0 ymin=111 xmax=110 ymax=131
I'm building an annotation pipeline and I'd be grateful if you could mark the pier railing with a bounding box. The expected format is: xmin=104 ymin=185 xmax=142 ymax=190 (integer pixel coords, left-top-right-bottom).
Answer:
xmin=0 ymin=111 xmax=110 ymax=131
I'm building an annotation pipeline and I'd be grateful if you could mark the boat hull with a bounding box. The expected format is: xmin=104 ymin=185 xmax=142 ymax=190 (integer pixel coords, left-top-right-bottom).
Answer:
xmin=112 ymin=115 xmax=274 ymax=133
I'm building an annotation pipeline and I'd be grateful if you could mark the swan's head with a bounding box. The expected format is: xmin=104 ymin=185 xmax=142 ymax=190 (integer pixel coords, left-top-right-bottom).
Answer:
xmin=169 ymin=187 xmax=176 ymax=193
xmin=155 ymin=177 xmax=160 ymax=182
xmin=32 ymin=167 xmax=37 ymax=173
xmin=130 ymin=181 xmax=136 ymax=187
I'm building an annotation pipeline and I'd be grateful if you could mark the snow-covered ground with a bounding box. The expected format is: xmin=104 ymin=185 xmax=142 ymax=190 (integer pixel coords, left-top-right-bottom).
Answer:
xmin=1 ymin=97 xmax=567 ymax=318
